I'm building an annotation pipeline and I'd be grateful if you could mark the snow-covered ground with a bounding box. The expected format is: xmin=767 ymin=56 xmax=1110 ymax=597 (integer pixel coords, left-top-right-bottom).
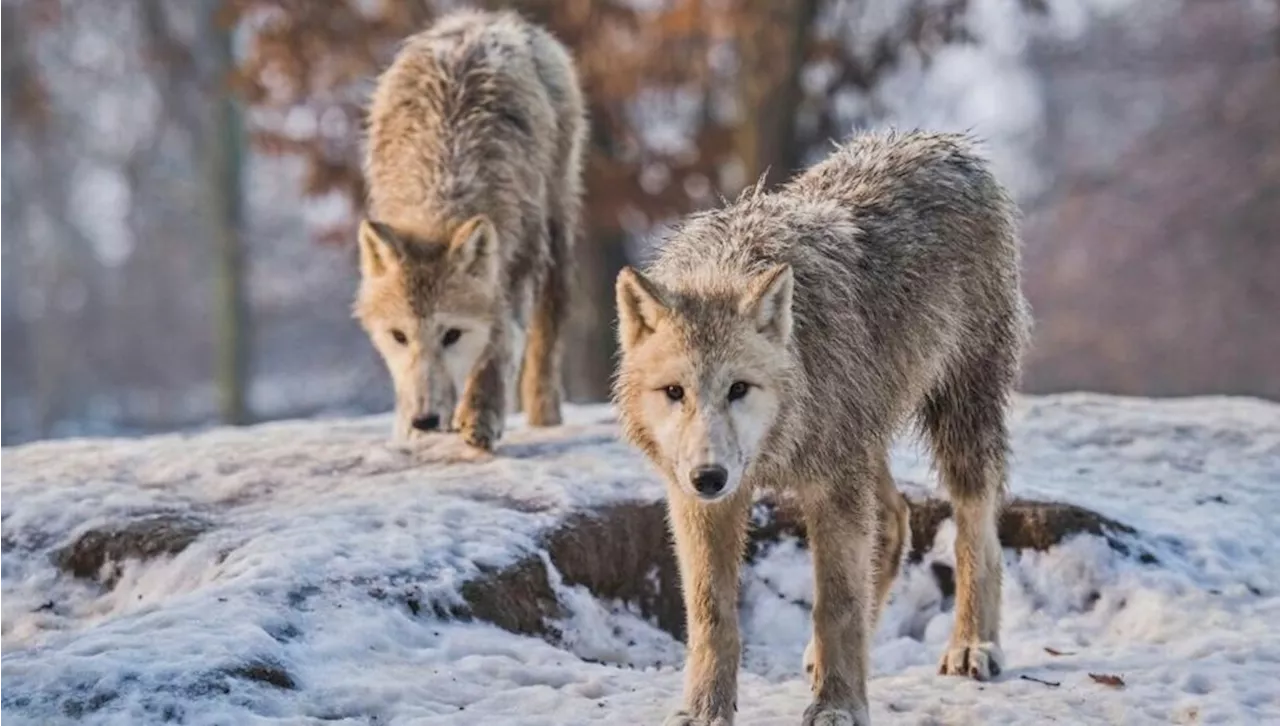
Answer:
xmin=3 ymin=395 xmax=1278 ymax=725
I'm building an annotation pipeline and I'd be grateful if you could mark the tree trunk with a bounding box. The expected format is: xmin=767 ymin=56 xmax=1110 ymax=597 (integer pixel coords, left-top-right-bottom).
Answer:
xmin=203 ymin=3 xmax=250 ymax=425
xmin=564 ymin=230 xmax=628 ymax=403
xmin=732 ymin=0 xmax=819 ymax=189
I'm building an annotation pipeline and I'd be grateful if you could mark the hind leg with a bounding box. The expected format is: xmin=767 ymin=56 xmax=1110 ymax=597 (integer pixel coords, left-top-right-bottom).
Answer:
xmin=920 ymin=355 xmax=1013 ymax=681
xmin=873 ymin=462 xmax=910 ymax=618
xmin=520 ymin=215 xmax=570 ymax=427
xmin=804 ymin=455 xmax=908 ymax=684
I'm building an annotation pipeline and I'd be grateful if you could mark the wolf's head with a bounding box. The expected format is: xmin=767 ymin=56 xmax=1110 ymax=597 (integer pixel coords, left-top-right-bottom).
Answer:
xmin=354 ymin=216 xmax=499 ymax=440
xmin=613 ymin=264 xmax=797 ymax=502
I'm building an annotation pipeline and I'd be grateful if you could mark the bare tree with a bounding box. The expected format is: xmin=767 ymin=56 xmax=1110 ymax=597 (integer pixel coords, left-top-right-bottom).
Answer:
xmin=203 ymin=1 xmax=251 ymax=424
xmin=733 ymin=0 xmax=820 ymax=189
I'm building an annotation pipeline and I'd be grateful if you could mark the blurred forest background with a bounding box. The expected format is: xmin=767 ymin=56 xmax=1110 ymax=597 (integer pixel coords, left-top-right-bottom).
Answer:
xmin=3 ymin=0 xmax=1278 ymax=445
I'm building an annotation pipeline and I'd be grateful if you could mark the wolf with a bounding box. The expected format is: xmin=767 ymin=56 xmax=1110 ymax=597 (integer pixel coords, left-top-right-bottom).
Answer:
xmin=613 ymin=130 xmax=1031 ymax=725
xmin=355 ymin=9 xmax=586 ymax=450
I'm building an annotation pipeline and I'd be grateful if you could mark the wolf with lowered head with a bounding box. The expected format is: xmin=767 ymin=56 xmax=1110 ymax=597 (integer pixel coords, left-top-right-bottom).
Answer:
xmin=613 ymin=130 xmax=1031 ymax=725
xmin=356 ymin=10 xmax=586 ymax=450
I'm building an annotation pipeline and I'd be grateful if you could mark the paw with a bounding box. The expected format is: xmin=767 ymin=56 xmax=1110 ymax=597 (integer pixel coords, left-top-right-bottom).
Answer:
xmin=801 ymin=703 xmax=870 ymax=726
xmin=938 ymin=640 xmax=1004 ymax=681
xmin=662 ymin=711 xmax=731 ymax=726
xmin=453 ymin=406 xmax=503 ymax=452
xmin=461 ymin=423 xmax=499 ymax=451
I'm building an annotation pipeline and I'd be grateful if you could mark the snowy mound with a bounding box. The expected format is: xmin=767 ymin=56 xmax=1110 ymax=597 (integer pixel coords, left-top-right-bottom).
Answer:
xmin=3 ymin=395 xmax=1278 ymax=725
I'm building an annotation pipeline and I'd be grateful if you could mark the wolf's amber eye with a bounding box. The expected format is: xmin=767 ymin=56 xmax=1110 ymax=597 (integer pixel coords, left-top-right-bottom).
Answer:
xmin=727 ymin=381 xmax=750 ymax=402
xmin=442 ymin=328 xmax=462 ymax=347
xmin=390 ymin=329 xmax=408 ymax=345
xmin=664 ymin=385 xmax=685 ymax=402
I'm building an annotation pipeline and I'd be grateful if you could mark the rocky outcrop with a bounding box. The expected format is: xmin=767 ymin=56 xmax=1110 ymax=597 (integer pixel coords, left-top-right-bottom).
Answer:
xmin=457 ymin=492 xmax=1145 ymax=644
xmin=49 ymin=490 xmax=1142 ymax=649
xmin=52 ymin=514 xmax=213 ymax=587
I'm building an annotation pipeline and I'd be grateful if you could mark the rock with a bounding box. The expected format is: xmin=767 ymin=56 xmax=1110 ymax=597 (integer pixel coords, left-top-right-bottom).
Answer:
xmin=223 ymin=660 xmax=296 ymax=690
xmin=44 ymin=495 xmax=1143 ymax=645
xmin=996 ymin=498 xmax=1140 ymax=557
xmin=52 ymin=514 xmax=212 ymax=586
xmin=458 ymin=557 xmax=564 ymax=637
xmin=453 ymin=491 xmax=1146 ymax=643
xmin=545 ymin=504 xmax=683 ymax=639
xmin=752 ymin=491 xmax=1143 ymax=562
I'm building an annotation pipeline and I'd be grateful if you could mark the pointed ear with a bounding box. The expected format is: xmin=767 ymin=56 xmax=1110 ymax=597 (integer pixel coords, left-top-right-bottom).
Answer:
xmin=616 ymin=266 xmax=670 ymax=349
xmin=449 ymin=215 xmax=499 ymax=285
xmin=358 ymin=219 xmax=404 ymax=278
xmin=740 ymin=264 xmax=793 ymax=343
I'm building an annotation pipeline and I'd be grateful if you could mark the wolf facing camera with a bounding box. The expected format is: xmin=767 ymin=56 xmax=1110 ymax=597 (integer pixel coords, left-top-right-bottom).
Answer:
xmin=613 ymin=131 xmax=1031 ymax=726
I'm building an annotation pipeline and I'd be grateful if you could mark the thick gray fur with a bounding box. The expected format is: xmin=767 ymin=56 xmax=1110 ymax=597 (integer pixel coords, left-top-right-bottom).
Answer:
xmin=615 ymin=129 xmax=1032 ymax=725
xmin=358 ymin=9 xmax=586 ymax=448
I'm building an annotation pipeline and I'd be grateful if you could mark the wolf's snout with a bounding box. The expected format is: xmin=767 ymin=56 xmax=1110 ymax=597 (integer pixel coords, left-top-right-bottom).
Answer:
xmin=412 ymin=413 xmax=442 ymax=432
xmin=689 ymin=465 xmax=728 ymax=497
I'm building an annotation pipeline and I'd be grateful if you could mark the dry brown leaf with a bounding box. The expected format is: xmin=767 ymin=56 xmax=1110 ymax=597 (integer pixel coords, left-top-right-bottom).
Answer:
xmin=1044 ymin=647 xmax=1076 ymax=656
xmin=1089 ymin=673 xmax=1126 ymax=688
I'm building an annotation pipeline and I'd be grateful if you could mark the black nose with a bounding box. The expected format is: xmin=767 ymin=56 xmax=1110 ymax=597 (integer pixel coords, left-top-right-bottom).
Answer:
xmin=412 ymin=414 xmax=441 ymax=432
xmin=690 ymin=465 xmax=728 ymax=496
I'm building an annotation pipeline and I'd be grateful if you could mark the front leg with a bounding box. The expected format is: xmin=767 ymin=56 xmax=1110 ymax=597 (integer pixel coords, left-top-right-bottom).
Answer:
xmin=453 ymin=330 xmax=510 ymax=451
xmin=801 ymin=468 xmax=877 ymax=726
xmin=665 ymin=487 xmax=751 ymax=726
xmin=804 ymin=456 xmax=907 ymax=686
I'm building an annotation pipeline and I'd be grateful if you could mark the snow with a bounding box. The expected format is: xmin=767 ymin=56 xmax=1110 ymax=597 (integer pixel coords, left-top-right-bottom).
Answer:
xmin=3 ymin=395 xmax=1279 ymax=724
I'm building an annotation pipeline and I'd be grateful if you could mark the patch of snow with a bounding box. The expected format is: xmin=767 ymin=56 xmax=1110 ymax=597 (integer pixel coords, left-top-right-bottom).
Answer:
xmin=547 ymin=557 xmax=683 ymax=671
xmin=3 ymin=395 xmax=1279 ymax=724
